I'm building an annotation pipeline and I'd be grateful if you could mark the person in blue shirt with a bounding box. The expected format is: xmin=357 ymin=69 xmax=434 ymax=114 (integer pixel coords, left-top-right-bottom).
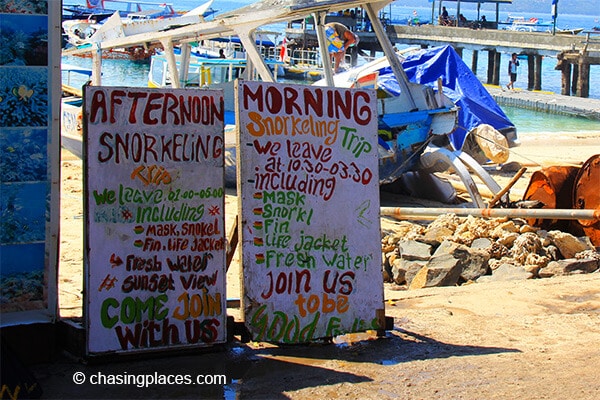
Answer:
xmin=441 ymin=6 xmax=450 ymax=26
xmin=507 ymin=53 xmax=520 ymax=90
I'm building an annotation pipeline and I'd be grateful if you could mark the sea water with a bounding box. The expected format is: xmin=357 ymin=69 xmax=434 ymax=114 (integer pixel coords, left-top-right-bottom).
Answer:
xmin=61 ymin=0 xmax=600 ymax=136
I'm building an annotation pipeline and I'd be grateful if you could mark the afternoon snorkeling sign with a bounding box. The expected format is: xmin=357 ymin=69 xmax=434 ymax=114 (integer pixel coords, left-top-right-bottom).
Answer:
xmin=84 ymin=86 xmax=226 ymax=354
xmin=237 ymin=81 xmax=384 ymax=343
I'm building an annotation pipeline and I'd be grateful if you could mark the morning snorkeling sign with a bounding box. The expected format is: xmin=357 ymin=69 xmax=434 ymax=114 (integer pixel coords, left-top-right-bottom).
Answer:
xmin=237 ymin=81 xmax=384 ymax=343
xmin=84 ymin=86 xmax=226 ymax=354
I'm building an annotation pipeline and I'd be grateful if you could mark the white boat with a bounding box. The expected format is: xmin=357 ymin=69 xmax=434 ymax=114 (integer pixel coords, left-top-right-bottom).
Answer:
xmin=281 ymin=47 xmax=325 ymax=81
xmin=61 ymin=63 xmax=93 ymax=158
xmin=556 ymin=27 xmax=584 ymax=35
xmin=62 ymin=0 xmax=216 ymax=51
xmin=500 ymin=15 xmax=554 ymax=33
xmin=63 ymin=0 xmax=181 ymax=21
xmin=499 ymin=15 xmax=583 ymax=36
xmin=148 ymin=50 xmax=284 ymax=89
xmin=148 ymin=30 xmax=283 ymax=89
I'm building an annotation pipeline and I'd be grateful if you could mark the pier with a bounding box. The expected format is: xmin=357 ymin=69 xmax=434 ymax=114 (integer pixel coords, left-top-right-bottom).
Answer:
xmin=486 ymin=86 xmax=600 ymax=120
xmin=384 ymin=25 xmax=600 ymax=98
xmin=286 ymin=19 xmax=600 ymax=98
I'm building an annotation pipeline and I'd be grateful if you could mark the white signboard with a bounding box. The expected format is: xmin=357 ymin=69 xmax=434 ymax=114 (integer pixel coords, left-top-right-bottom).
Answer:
xmin=237 ymin=81 xmax=384 ymax=343
xmin=84 ymin=87 xmax=226 ymax=354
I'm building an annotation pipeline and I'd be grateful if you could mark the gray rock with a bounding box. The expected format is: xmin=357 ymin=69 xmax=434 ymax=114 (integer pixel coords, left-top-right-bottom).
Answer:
xmin=393 ymin=259 xmax=427 ymax=286
xmin=398 ymin=240 xmax=432 ymax=261
xmin=477 ymin=263 xmax=533 ymax=282
xmin=460 ymin=248 xmax=491 ymax=281
xmin=538 ymin=258 xmax=600 ymax=278
xmin=432 ymin=240 xmax=462 ymax=257
xmin=409 ymin=253 xmax=462 ymax=289
xmin=433 ymin=240 xmax=490 ymax=281
xmin=546 ymin=231 xmax=595 ymax=259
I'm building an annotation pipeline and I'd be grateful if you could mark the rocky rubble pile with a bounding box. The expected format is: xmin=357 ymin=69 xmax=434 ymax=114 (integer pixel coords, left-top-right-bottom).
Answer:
xmin=381 ymin=214 xmax=600 ymax=289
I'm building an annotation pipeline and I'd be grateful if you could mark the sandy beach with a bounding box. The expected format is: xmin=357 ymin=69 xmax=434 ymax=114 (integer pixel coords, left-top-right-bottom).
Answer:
xmin=58 ymin=132 xmax=600 ymax=318
xmin=42 ymin=131 xmax=600 ymax=399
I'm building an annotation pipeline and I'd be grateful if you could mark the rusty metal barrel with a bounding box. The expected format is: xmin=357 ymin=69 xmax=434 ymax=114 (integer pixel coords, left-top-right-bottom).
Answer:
xmin=573 ymin=154 xmax=600 ymax=246
xmin=522 ymin=165 xmax=580 ymax=231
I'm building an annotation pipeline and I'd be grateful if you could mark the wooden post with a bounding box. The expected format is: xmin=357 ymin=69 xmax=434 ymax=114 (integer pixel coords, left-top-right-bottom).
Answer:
xmin=488 ymin=167 xmax=527 ymax=208
xmin=534 ymin=55 xmax=543 ymax=91
xmin=487 ymin=50 xmax=495 ymax=84
xmin=226 ymin=216 xmax=239 ymax=272
xmin=493 ymin=50 xmax=501 ymax=86
xmin=527 ymin=54 xmax=535 ymax=90
xmin=471 ymin=49 xmax=478 ymax=74
xmin=560 ymin=60 xmax=572 ymax=96
xmin=577 ymin=57 xmax=590 ymax=98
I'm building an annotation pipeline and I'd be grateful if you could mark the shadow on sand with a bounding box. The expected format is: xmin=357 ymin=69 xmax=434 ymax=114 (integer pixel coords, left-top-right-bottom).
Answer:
xmin=29 ymin=327 xmax=520 ymax=399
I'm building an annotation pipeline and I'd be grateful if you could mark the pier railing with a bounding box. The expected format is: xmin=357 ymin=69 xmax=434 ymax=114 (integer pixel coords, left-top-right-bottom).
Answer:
xmin=384 ymin=25 xmax=600 ymax=57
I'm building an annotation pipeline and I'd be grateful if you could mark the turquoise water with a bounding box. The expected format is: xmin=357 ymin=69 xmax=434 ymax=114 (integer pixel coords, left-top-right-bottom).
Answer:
xmin=63 ymin=57 xmax=149 ymax=87
xmin=503 ymin=106 xmax=600 ymax=134
xmin=62 ymin=54 xmax=600 ymax=137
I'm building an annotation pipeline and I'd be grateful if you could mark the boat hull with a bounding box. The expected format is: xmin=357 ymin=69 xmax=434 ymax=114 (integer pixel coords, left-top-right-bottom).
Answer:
xmin=61 ymin=96 xmax=84 ymax=158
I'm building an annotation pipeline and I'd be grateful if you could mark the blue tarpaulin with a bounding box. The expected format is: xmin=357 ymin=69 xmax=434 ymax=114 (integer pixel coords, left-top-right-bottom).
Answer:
xmin=377 ymin=45 xmax=515 ymax=150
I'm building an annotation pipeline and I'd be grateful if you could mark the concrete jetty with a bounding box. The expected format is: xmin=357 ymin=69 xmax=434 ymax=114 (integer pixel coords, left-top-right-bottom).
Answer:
xmin=286 ymin=17 xmax=600 ymax=98
xmin=485 ymin=85 xmax=600 ymax=120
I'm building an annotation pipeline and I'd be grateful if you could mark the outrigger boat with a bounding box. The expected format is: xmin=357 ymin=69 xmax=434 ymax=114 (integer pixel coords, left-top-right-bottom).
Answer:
xmin=147 ymin=30 xmax=283 ymax=87
xmin=61 ymin=0 xmax=513 ymax=207
xmin=62 ymin=0 xmax=216 ymax=59
xmin=62 ymin=0 xmax=201 ymax=21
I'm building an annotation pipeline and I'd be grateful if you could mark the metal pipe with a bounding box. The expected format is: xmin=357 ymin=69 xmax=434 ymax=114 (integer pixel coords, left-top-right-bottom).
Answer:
xmin=381 ymin=207 xmax=600 ymax=221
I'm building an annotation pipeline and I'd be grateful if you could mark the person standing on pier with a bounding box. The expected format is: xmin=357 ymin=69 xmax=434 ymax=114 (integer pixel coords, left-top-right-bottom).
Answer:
xmin=507 ymin=53 xmax=520 ymax=90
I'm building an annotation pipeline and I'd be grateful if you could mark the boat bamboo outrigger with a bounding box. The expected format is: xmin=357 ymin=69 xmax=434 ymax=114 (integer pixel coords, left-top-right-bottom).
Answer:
xmin=61 ymin=0 xmax=514 ymax=207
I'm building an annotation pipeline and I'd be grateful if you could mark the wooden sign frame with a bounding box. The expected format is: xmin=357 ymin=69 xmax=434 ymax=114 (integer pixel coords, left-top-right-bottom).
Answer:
xmin=237 ymin=80 xmax=384 ymax=343
xmin=83 ymin=86 xmax=227 ymax=355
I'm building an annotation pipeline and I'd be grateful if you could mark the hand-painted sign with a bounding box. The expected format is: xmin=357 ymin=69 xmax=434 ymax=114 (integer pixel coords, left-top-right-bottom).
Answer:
xmin=237 ymin=81 xmax=384 ymax=343
xmin=84 ymin=86 xmax=226 ymax=354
